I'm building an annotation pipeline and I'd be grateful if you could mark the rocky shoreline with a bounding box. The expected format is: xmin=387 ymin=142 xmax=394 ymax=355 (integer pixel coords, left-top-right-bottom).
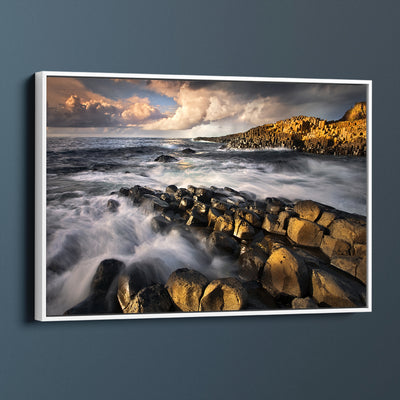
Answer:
xmin=64 ymin=182 xmax=367 ymax=316
xmin=194 ymin=102 xmax=367 ymax=156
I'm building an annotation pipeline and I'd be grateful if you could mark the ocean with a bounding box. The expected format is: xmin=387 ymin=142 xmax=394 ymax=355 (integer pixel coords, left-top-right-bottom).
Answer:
xmin=46 ymin=136 xmax=367 ymax=315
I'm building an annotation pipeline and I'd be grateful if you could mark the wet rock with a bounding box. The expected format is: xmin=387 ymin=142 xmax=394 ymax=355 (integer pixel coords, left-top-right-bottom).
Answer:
xmin=195 ymin=187 xmax=212 ymax=203
xmin=124 ymin=284 xmax=174 ymax=313
xmin=182 ymin=148 xmax=196 ymax=154
xmin=119 ymin=187 xmax=130 ymax=197
xmin=199 ymin=278 xmax=247 ymax=311
xmin=186 ymin=209 xmax=208 ymax=227
xmin=265 ymin=198 xmax=284 ymax=214
xmin=287 ymin=217 xmax=324 ymax=247
xmin=239 ymin=247 xmax=268 ymax=281
xmin=233 ymin=217 xmax=255 ymax=240
xmin=214 ymin=214 xmax=234 ymax=235
xmin=174 ymin=188 xmax=190 ymax=201
xmin=117 ymin=267 xmax=154 ymax=311
xmin=166 ymin=268 xmax=209 ymax=312
xmin=193 ymin=201 xmax=209 ymax=215
xmin=207 ymin=231 xmax=239 ymax=257
xmin=179 ymin=196 xmax=194 ymax=211
xmin=294 ymin=200 xmax=322 ymax=222
xmin=154 ymin=155 xmax=178 ymax=162
xmin=91 ymin=259 xmax=125 ymax=296
xmin=291 ymin=297 xmax=319 ymax=309
xmin=129 ymin=185 xmax=155 ymax=204
xmin=311 ymin=269 xmax=366 ymax=308
xmin=261 ymin=247 xmax=310 ymax=298
xmin=143 ymin=195 xmax=170 ymax=212
xmin=187 ymin=185 xmax=197 ymax=195
xmin=211 ymin=198 xmax=229 ymax=212
xmin=151 ymin=215 xmax=171 ymax=233
xmin=331 ymin=255 xmax=367 ymax=284
xmin=329 ymin=218 xmax=367 ymax=245
xmin=320 ymin=235 xmax=351 ymax=258
xmin=166 ymin=184 xmax=178 ymax=195
xmin=236 ymin=208 xmax=261 ymax=228
xmin=207 ymin=207 xmax=222 ymax=227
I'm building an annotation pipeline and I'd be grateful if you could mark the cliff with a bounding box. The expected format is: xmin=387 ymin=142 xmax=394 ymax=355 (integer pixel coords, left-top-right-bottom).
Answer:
xmin=195 ymin=102 xmax=367 ymax=156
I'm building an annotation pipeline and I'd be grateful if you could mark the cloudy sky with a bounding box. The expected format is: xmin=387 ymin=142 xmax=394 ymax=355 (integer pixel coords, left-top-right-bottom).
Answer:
xmin=47 ymin=76 xmax=367 ymax=137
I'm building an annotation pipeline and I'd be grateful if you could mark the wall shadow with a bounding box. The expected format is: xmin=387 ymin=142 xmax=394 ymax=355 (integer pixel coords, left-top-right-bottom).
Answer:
xmin=24 ymin=75 xmax=35 ymax=322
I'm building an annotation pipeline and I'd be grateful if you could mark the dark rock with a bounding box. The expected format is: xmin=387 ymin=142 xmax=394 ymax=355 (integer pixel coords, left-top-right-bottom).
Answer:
xmin=199 ymin=278 xmax=247 ymax=311
xmin=182 ymin=148 xmax=196 ymax=154
xmin=239 ymin=247 xmax=268 ymax=281
xmin=186 ymin=209 xmax=208 ymax=227
xmin=143 ymin=195 xmax=170 ymax=212
xmin=311 ymin=268 xmax=366 ymax=308
xmin=242 ymin=281 xmax=277 ymax=310
xmin=129 ymin=185 xmax=155 ymax=204
xmin=166 ymin=184 xmax=178 ymax=195
xmin=91 ymin=259 xmax=125 ymax=296
xmin=154 ymin=155 xmax=178 ymax=162
xmin=236 ymin=208 xmax=261 ymax=228
xmin=174 ymin=188 xmax=190 ymax=201
xmin=179 ymin=196 xmax=194 ymax=210
xmin=207 ymin=231 xmax=240 ymax=257
xmin=119 ymin=187 xmax=130 ymax=197
xmin=195 ymin=187 xmax=212 ymax=203
xmin=261 ymin=246 xmax=310 ymax=298
xmin=187 ymin=185 xmax=197 ymax=195
xmin=214 ymin=214 xmax=234 ymax=235
xmin=265 ymin=198 xmax=284 ymax=214
xmin=124 ymin=284 xmax=174 ymax=314
xmin=291 ymin=297 xmax=319 ymax=309
xmin=165 ymin=268 xmax=209 ymax=312
xmin=151 ymin=215 xmax=171 ymax=233
xmin=207 ymin=207 xmax=222 ymax=227
xmin=107 ymin=199 xmax=120 ymax=212
xmin=211 ymin=198 xmax=229 ymax=212
xmin=262 ymin=211 xmax=292 ymax=235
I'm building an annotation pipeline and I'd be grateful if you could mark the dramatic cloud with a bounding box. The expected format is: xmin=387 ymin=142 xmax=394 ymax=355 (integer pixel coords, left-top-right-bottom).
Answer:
xmin=47 ymin=76 xmax=367 ymax=136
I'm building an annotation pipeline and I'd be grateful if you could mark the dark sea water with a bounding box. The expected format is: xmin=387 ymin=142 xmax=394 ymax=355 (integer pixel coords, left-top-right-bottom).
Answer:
xmin=46 ymin=136 xmax=367 ymax=315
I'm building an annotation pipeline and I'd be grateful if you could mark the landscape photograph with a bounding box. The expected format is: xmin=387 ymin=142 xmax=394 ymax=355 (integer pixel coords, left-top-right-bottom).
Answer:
xmin=41 ymin=74 xmax=370 ymax=318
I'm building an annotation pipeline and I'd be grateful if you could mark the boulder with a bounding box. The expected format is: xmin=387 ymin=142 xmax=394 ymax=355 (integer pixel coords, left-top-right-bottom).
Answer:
xmin=320 ymin=235 xmax=351 ymax=258
xmin=233 ymin=217 xmax=255 ymax=240
xmin=261 ymin=246 xmax=310 ymax=298
xmin=119 ymin=187 xmax=130 ymax=197
xmin=166 ymin=268 xmax=209 ymax=312
xmin=214 ymin=214 xmax=234 ymax=235
xmin=317 ymin=211 xmax=336 ymax=228
xmin=129 ymin=185 xmax=155 ymax=204
xmin=291 ymin=297 xmax=319 ymax=309
xmin=165 ymin=184 xmax=178 ymax=195
xmin=207 ymin=231 xmax=240 ymax=257
xmin=294 ymin=200 xmax=321 ymax=222
xmin=91 ymin=259 xmax=125 ymax=296
xmin=236 ymin=208 xmax=261 ymax=228
xmin=287 ymin=217 xmax=324 ymax=247
xmin=239 ymin=247 xmax=268 ymax=281
xmin=207 ymin=207 xmax=222 ymax=227
xmin=186 ymin=209 xmax=208 ymax=227
xmin=262 ymin=211 xmax=291 ymax=235
xmin=329 ymin=218 xmax=367 ymax=245
xmin=211 ymin=198 xmax=229 ymax=213
xmin=124 ymin=284 xmax=174 ymax=314
xmin=199 ymin=278 xmax=247 ymax=311
xmin=311 ymin=269 xmax=366 ymax=308
xmin=179 ymin=196 xmax=194 ymax=210
xmin=242 ymin=281 xmax=276 ymax=310
xmin=107 ymin=199 xmax=120 ymax=212
xmin=354 ymin=243 xmax=367 ymax=258
xmin=182 ymin=148 xmax=196 ymax=154
xmin=331 ymin=255 xmax=367 ymax=284
xmin=154 ymin=155 xmax=178 ymax=162
xmin=151 ymin=215 xmax=171 ymax=233
xmin=265 ymin=198 xmax=284 ymax=214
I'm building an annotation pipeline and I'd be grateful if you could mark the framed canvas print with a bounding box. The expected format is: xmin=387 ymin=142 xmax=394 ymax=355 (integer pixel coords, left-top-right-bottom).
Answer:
xmin=35 ymin=72 xmax=372 ymax=321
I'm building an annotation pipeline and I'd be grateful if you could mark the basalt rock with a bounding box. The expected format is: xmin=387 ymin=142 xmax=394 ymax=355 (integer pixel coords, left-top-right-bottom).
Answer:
xmin=287 ymin=217 xmax=324 ymax=247
xmin=154 ymin=155 xmax=178 ymax=162
xmin=239 ymin=246 xmax=268 ymax=281
xmin=207 ymin=231 xmax=240 ymax=257
xmin=291 ymin=297 xmax=319 ymax=309
xmin=294 ymin=200 xmax=322 ymax=222
xmin=199 ymin=278 xmax=247 ymax=311
xmin=261 ymin=246 xmax=310 ymax=298
xmin=166 ymin=268 xmax=209 ymax=312
xmin=214 ymin=214 xmax=234 ymax=235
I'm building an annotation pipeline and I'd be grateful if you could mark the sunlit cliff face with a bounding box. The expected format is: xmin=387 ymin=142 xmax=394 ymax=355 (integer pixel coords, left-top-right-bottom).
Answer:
xmin=47 ymin=76 xmax=367 ymax=137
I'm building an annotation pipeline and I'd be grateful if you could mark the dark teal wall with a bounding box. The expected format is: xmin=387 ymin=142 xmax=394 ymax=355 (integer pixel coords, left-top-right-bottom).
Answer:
xmin=0 ymin=1 xmax=398 ymax=399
